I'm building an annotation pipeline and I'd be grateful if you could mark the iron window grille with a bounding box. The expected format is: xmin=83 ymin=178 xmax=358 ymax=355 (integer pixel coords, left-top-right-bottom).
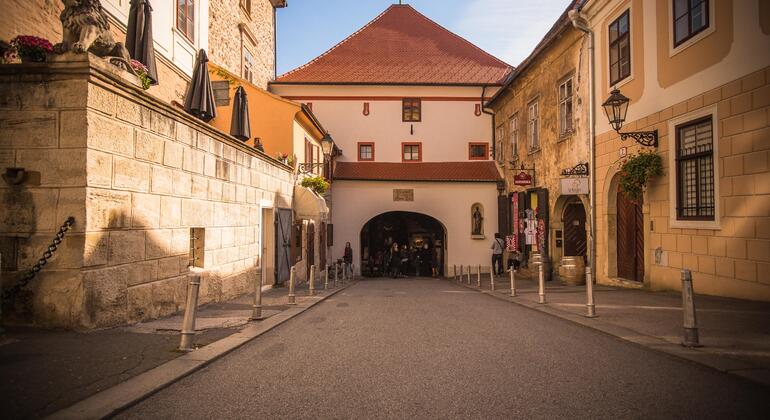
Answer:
xmin=608 ymin=10 xmax=631 ymax=86
xmin=676 ymin=116 xmax=715 ymax=220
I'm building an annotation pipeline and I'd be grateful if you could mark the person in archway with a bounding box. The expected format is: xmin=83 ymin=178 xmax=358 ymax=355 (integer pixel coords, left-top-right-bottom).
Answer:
xmin=388 ymin=242 xmax=400 ymax=278
xmin=343 ymin=242 xmax=353 ymax=278
xmin=420 ymin=243 xmax=432 ymax=277
xmin=400 ymin=244 xmax=410 ymax=277
xmin=491 ymin=233 xmax=505 ymax=276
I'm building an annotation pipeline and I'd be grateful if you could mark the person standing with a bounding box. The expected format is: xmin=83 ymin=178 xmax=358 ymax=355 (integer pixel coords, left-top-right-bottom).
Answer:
xmin=491 ymin=233 xmax=505 ymax=275
xmin=343 ymin=242 xmax=353 ymax=278
xmin=388 ymin=242 xmax=400 ymax=278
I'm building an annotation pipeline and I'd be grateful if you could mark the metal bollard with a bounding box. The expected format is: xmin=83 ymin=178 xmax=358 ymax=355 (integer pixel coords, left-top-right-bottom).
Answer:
xmin=681 ymin=269 xmax=701 ymax=347
xmin=459 ymin=265 xmax=463 ymax=282
xmin=453 ymin=264 xmax=457 ymax=280
xmin=334 ymin=262 xmax=338 ymax=287
xmin=309 ymin=265 xmax=316 ymax=296
xmin=538 ymin=263 xmax=546 ymax=304
xmin=510 ymin=268 xmax=516 ymax=297
xmin=342 ymin=263 xmax=347 ymax=283
xmin=585 ymin=265 xmax=596 ymax=318
xmin=490 ymin=268 xmax=495 ymax=291
xmin=179 ymin=269 xmax=203 ymax=352
xmin=324 ymin=265 xmax=329 ymax=290
xmin=467 ymin=266 xmax=471 ymax=285
xmin=476 ymin=264 xmax=481 ymax=287
xmin=250 ymin=266 xmax=264 ymax=321
xmin=288 ymin=266 xmax=297 ymax=305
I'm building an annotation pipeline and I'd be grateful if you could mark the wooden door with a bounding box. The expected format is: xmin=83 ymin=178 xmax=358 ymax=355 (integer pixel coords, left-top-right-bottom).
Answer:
xmin=319 ymin=222 xmax=327 ymax=269
xmin=617 ymin=191 xmax=644 ymax=282
xmin=275 ymin=209 xmax=292 ymax=285
xmin=563 ymin=202 xmax=587 ymax=257
xmin=306 ymin=223 xmax=315 ymax=279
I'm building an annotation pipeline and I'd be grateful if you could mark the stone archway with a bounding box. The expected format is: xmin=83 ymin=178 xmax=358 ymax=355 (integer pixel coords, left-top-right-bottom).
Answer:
xmin=359 ymin=211 xmax=447 ymax=277
xmin=604 ymin=168 xmax=650 ymax=285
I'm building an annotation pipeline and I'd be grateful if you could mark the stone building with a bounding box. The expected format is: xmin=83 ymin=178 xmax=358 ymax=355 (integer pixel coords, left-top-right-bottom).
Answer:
xmin=271 ymin=4 xmax=512 ymax=276
xmin=208 ymin=0 xmax=287 ymax=90
xmin=486 ymin=0 xmax=591 ymax=284
xmin=570 ymin=0 xmax=770 ymax=301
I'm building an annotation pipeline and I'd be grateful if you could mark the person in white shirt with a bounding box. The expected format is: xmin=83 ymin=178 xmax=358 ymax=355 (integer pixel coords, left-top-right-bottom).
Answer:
xmin=490 ymin=233 xmax=505 ymax=275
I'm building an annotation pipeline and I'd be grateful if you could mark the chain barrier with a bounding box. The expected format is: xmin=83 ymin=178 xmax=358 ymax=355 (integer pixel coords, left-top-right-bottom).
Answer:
xmin=1 ymin=217 xmax=75 ymax=302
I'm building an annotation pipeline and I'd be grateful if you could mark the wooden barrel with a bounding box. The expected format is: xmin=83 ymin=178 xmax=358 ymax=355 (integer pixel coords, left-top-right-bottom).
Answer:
xmin=529 ymin=253 xmax=552 ymax=281
xmin=558 ymin=255 xmax=586 ymax=286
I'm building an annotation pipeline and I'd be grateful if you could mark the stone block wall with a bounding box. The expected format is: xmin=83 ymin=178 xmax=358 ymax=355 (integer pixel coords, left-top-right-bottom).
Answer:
xmin=595 ymin=67 xmax=770 ymax=301
xmin=0 ymin=54 xmax=293 ymax=329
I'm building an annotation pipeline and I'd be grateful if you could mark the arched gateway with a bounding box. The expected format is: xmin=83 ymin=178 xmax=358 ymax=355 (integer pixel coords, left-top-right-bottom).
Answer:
xmin=359 ymin=211 xmax=447 ymax=277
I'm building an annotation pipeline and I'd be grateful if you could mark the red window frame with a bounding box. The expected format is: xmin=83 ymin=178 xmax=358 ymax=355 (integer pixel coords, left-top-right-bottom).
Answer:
xmin=402 ymin=98 xmax=421 ymax=122
xmin=401 ymin=142 xmax=422 ymax=162
xmin=357 ymin=142 xmax=375 ymax=161
xmin=468 ymin=142 xmax=489 ymax=160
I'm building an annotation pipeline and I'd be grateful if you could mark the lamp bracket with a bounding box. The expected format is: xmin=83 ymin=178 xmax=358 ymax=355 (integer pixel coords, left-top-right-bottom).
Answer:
xmin=620 ymin=129 xmax=658 ymax=148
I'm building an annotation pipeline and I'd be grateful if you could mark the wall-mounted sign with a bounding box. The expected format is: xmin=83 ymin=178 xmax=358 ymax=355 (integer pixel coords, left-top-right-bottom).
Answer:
xmin=619 ymin=147 xmax=627 ymax=158
xmin=560 ymin=177 xmax=589 ymax=195
xmin=393 ymin=189 xmax=414 ymax=201
xmin=513 ymin=171 xmax=533 ymax=186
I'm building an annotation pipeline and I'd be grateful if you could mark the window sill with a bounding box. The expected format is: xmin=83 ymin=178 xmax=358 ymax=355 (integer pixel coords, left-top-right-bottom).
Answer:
xmin=669 ymin=217 xmax=720 ymax=230
xmin=558 ymin=130 xmax=574 ymax=141
xmin=669 ymin=25 xmax=715 ymax=58
xmin=527 ymin=148 xmax=541 ymax=155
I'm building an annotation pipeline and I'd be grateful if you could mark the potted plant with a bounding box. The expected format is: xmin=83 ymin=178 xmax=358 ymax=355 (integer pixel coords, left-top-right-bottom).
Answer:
xmin=130 ymin=59 xmax=153 ymax=90
xmin=10 ymin=35 xmax=53 ymax=63
xmin=300 ymin=175 xmax=330 ymax=195
xmin=618 ymin=150 xmax=664 ymax=202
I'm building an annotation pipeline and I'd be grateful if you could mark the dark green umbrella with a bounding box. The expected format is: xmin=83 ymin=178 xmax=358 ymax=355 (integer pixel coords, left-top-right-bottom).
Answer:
xmin=126 ymin=0 xmax=158 ymax=84
xmin=184 ymin=49 xmax=217 ymax=122
xmin=229 ymin=86 xmax=251 ymax=141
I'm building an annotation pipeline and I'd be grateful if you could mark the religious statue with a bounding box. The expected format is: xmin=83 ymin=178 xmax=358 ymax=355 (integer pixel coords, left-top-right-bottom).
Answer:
xmin=55 ymin=0 xmax=133 ymax=69
xmin=472 ymin=204 xmax=483 ymax=236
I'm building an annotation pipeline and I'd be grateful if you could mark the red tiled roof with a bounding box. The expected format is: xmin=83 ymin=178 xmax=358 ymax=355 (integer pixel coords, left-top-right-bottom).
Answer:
xmin=274 ymin=5 xmax=512 ymax=85
xmin=333 ymin=161 xmax=502 ymax=182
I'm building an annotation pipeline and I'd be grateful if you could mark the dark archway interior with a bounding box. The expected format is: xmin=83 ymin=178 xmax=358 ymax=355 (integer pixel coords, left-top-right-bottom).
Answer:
xmin=360 ymin=211 xmax=445 ymax=277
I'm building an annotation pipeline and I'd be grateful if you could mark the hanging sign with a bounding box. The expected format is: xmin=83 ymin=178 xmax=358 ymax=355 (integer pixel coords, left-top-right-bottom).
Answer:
xmin=560 ymin=177 xmax=589 ymax=195
xmin=513 ymin=171 xmax=533 ymax=186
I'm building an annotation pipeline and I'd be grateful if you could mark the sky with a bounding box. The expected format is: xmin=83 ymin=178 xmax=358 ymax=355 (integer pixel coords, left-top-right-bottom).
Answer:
xmin=275 ymin=0 xmax=571 ymax=76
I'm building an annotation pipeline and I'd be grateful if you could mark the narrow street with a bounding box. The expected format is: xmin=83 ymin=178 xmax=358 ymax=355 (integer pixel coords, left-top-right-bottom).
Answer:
xmin=118 ymin=279 xmax=769 ymax=419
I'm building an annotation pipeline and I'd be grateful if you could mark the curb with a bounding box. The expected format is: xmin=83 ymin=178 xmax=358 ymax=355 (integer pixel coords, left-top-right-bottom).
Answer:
xmin=448 ymin=277 xmax=770 ymax=389
xmin=47 ymin=281 xmax=358 ymax=420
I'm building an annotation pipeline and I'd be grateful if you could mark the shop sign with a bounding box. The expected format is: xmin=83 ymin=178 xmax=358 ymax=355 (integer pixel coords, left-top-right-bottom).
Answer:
xmin=393 ymin=189 xmax=414 ymax=201
xmin=513 ymin=171 xmax=532 ymax=186
xmin=560 ymin=177 xmax=589 ymax=195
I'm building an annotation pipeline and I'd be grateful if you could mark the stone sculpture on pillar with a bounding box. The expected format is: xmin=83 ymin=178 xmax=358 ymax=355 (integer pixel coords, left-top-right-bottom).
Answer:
xmin=54 ymin=0 xmax=133 ymax=69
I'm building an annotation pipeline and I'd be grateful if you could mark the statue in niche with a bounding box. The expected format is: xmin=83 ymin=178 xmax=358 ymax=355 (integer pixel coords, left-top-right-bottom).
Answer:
xmin=471 ymin=204 xmax=484 ymax=237
xmin=55 ymin=0 xmax=133 ymax=69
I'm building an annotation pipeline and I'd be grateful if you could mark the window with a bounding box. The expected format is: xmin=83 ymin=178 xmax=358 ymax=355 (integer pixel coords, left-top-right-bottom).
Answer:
xmin=509 ymin=115 xmax=519 ymax=160
xmin=608 ymin=10 xmax=630 ymax=86
xmin=240 ymin=0 xmax=252 ymax=16
xmin=402 ymin=142 xmax=422 ymax=162
xmin=402 ymin=98 xmax=421 ymax=122
xmin=496 ymin=125 xmax=505 ymax=164
xmin=358 ymin=142 xmax=375 ymax=161
xmin=176 ymin=0 xmax=195 ymax=41
xmin=304 ymin=139 xmax=312 ymax=164
xmin=559 ymin=77 xmax=574 ymax=136
xmin=673 ymin=0 xmax=709 ymax=46
xmin=676 ymin=117 xmax=714 ymax=220
xmin=528 ymin=101 xmax=539 ymax=152
xmin=243 ymin=49 xmax=254 ymax=83
xmin=469 ymin=143 xmax=489 ymax=160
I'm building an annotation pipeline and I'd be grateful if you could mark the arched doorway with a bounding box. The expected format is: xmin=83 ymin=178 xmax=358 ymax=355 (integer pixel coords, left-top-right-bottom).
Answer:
xmin=616 ymin=190 xmax=644 ymax=282
xmin=360 ymin=211 xmax=446 ymax=277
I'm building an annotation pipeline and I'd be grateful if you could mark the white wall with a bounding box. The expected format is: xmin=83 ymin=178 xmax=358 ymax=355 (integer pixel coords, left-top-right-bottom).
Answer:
xmin=330 ymin=180 xmax=500 ymax=274
xmin=102 ymin=0 xmax=209 ymax=76
xmin=271 ymin=85 xmax=498 ymax=163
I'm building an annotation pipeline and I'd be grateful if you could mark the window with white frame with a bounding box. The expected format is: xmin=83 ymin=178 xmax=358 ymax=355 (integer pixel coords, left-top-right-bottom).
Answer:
xmin=509 ymin=115 xmax=518 ymax=160
xmin=559 ymin=77 xmax=574 ymax=136
xmin=243 ymin=49 xmax=254 ymax=83
xmin=676 ymin=116 xmax=715 ymax=220
xmin=528 ymin=101 xmax=539 ymax=151
xmin=496 ymin=125 xmax=505 ymax=164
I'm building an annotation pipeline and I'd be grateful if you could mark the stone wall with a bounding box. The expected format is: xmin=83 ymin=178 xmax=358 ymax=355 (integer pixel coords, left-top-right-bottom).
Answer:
xmin=0 ymin=54 xmax=293 ymax=329
xmin=208 ymin=0 xmax=276 ymax=89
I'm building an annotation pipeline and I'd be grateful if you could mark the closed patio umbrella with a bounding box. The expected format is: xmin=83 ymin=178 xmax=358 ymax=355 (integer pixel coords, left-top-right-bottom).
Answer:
xmin=229 ymin=86 xmax=251 ymax=141
xmin=184 ymin=49 xmax=217 ymax=122
xmin=126 ymin=0 xmax=158 ymax=84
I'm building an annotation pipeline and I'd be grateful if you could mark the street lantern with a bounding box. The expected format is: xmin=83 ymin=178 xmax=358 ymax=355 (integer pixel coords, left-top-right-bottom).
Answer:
xmin=602 ymin=88 xmax=658 ymax=147
xmin=320 ymin=133 xmax=334 ymax=158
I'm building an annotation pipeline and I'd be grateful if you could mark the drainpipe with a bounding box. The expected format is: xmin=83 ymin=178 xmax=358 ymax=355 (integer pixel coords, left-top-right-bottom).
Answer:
xmin=480 ymin=85 xmax=496 ymax=158
xmin=273 ymin=7 xmax=278 ymax=79
xmin=569 ymin=9 xmax=597 ymax=285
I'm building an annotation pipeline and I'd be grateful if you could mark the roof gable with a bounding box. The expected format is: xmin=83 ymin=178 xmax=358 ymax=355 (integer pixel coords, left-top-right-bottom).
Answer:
xmin=275 ymin=5 xmax=512 ymax=86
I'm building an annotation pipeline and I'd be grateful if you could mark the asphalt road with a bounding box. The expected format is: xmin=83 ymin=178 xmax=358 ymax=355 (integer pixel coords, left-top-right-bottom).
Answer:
xmin=117 ymin=278 xmax=770 ymax=419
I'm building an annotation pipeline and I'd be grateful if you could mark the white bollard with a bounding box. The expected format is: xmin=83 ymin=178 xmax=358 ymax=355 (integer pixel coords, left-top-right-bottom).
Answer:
xmin=538 ymin=263 xmax=546 ymax=304
xmin=459 ymin=265 xmax=463 ymax=282
xmin=490 ymin=268 xmax=495 ymax=291
xmin=334 ymin=262 xmax=338 ymax=286
xmin=467 ymin=266 xmax=471 ymax=285
xmin=309 ymin=265 xmax=316 ymax=296
xmin=510 ymin=268 xmax=516 ymax=297
xmin=453 ymin=264 xmax=457 ymax=280
xmin=476 ymin=264 xmax=481 ymax=287
xmin=681 ymin=269 xmax=701 ymax=347
xmin=324 ymin=265 xmax=329 ymax=290
xmin=179 ymin=269 xmax=203 ymax=351
xmin=288 ymin=266 xmax=297 ymax=305
xmin=250 ymin=266 xmax=264 ymax=321
xmin=585 ymin=265 xmax=596 ymax=318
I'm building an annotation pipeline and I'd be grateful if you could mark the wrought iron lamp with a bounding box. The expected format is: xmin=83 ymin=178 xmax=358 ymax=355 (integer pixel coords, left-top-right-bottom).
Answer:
xmin=602 ymin=88 xmax=658 ymax=147
xmin=298 ymin=133 xmax=334 ymax=173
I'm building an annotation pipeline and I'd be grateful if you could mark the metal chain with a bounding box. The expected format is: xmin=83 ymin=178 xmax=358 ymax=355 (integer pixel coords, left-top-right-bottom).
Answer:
xmin=2 ymin=217 xmax=75 ymax=302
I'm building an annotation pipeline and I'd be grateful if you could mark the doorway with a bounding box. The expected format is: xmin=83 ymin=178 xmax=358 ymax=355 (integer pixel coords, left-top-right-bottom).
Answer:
xmin=359 ymin=211 xmax=446 ymax=277
xmin=616 ymin=191 xmax=644 ymax=282
xmin=562 ymin=200 xmax=587 ymax=258
xmin=261 ymin=208 xmax=275 ymax=287
xmin=275 ymin=208 xmax=292 ymax=286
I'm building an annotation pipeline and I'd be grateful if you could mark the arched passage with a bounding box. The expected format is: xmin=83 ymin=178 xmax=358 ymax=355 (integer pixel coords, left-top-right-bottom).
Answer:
xmin=360 ymin=211 xmax=447 ymax=277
